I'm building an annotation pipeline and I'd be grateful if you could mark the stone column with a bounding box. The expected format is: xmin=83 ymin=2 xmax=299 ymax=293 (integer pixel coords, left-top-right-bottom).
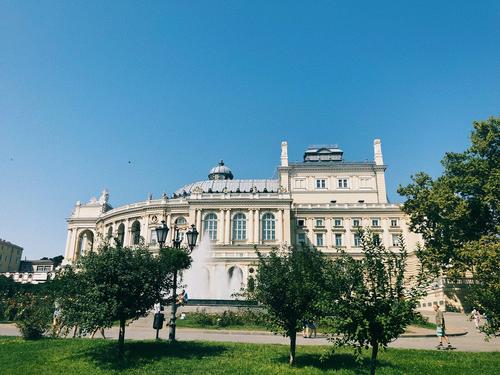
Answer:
xmin=276 ymin=210 xmax=283 ymax=243
xmin=254 ymin=209 xmax=260 ymax=244
xmin=196 ymin=209 xmax=202 ymax=236
xmin=64 ymin=229 xmax=73 ymax=261
xmin=166 ymin=213 xmax=172 ymax=243
xmin=224 ymin=209 xmax=231 ymax=244
xmin=248 ymin=209 xmax=254 ymax=244
xmin=325 ymin=218 xmax=332 ymax=249
xmin=283 ymin=208 xmax=291 ymax=245
xmin=218 ymin=209 xmax=225 ymax=244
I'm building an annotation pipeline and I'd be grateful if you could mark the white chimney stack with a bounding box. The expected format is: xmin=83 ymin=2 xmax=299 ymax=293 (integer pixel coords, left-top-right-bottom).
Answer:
xmin=281 ymin=141 xmax=289 ymax=167
xmin=374 ymin=139 xmax=384 ymax=165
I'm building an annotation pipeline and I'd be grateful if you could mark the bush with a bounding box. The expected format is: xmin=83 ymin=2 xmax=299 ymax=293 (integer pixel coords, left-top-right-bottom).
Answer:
xmin=187 ymin=309 xmax=267 ymax=328
xmin=13 ymin=293 xmax=53 ymax=340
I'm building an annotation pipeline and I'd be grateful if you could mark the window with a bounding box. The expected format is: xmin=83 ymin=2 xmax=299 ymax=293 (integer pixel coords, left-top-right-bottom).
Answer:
xmin=297 ymin=233 xmax=306 ymax=244
xmin=353 ymin=233 xmax=361 ymax=247
xmin=371 ymin=218 xmax=380 ymax=227
xmin=315 ymin=218 xmax=324 ymax=227
xmin=117 ymin=223 xmax=125 ymax=246
xmin=149 ymin=229 xmax=157 ymax=245
xmin=334 ymin=218 xmax=343 ymax=227
xmin=373 ymin=233 xmax=381 ymax=246
xmin=262 ymin=213 xmax=276 ymax=241
xmin=175 ymin=216 xmax=187 ymax=225
xmin=204 ymin=213 xmax=218 ymax=240
xmin=335 ymin=233 xmax=342 ymax=247
xmin=392 ymin=234 xmax=400 ymax=247
xmin=315 ymin=179 xmax=326 ymax=189
xmin=294 ymin=178 xmax=306 ymax=189
xmin=338 ymin=178 xmax=348 ymax=188
xmin=107 ymin=226 xmax=113 ymax=240
xmin=297 ymin=219 xmax=305 ymax=227
xmin=232 ymin=213 xmax=247 ymax=240
xmin=316 ymin=233 xmax=324 ymax=247
xmin=390 ymin=219 xmax=399 ymax=227
xmin=352 ymin=218 xmax=361 ymax=227
xmin=131 ymin=220 xmax=141 ymax=245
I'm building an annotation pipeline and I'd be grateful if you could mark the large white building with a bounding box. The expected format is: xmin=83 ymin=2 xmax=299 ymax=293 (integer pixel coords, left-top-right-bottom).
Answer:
xmin=64 ymin=140 xmax=430 ymax=302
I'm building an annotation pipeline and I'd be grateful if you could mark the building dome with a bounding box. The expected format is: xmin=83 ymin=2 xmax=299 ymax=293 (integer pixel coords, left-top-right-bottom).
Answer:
xmin=208 ymin=160 xmax=234 ymax=180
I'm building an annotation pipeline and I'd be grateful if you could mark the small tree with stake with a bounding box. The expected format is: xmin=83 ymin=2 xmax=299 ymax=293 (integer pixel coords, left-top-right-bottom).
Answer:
xmin=247 ymin=245 xmax=326 ymax=366
xmin=322 ymin=230 xmax=426 ymax=375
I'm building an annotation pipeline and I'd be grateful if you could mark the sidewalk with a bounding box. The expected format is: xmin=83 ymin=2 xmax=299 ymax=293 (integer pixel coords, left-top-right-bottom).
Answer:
xmin=1 ymin=312 xmax=498 ymax=352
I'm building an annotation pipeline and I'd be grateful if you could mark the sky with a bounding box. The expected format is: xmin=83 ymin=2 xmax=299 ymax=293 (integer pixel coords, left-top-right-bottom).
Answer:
xmin=1 ymin=1 xmax=499 ymax=259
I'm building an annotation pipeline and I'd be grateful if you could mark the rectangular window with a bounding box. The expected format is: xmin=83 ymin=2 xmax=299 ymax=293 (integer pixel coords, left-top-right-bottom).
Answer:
xmin=352 ymin=218 xmax=361 ymax=227
xmin=315 ymin=218 xmax=324 ymax=227
xmin=335 ymin=233 xmax=342 ymax=247
xmin=315 ymin=179 xmax=326 ymax=189
xmin=392 ymin=234 xmax=400 ymax=247
xmin=353 ymin=233 xmax=361 ymax=247
xmin=337 ymin=178 xmax=348 ymax=188
xmin=371 ymin=218 xmax=380 ymax=227
xmin=316 ymin=233 xmax=324 ymax=247
xmin=294 ymin=178 xmax=306 ymax=189
xmin=150 ymin=229 xmax=157 ymax=245
xmin=390 ymin=219 xmax=399 ymax=227
xmin=334 ymin=218 xmax=343 ymax=227
xmin=297 ymin=233 xmax=306 ymax=244
xmin=297 ymin=219 xmax=305 ymax=227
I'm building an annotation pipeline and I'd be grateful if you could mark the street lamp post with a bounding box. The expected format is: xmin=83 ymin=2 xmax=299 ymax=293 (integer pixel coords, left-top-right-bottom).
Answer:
xmin=156 ymin=221 xmax=198 ymax=342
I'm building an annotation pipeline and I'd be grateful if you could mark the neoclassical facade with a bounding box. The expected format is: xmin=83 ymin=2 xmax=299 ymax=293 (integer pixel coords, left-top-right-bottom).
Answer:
xmin=64 ymin=140 xmax=424 ymax=298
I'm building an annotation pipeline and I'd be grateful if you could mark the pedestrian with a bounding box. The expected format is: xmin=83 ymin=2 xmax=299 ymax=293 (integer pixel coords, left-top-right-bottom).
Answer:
xmin=434 ymin=304 xmax=452 ymax=349
xmin=307 ymin=321 xmax=317 ymax=338
xmin=302 ymin=319 xmax=309 ymax=338
xmin=470 ymin=308 xmax=481 ymax=330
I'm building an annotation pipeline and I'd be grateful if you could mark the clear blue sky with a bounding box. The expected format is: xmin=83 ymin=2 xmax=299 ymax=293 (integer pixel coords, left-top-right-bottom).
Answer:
xmin=1 ymin=1 xmax=499 ymax=259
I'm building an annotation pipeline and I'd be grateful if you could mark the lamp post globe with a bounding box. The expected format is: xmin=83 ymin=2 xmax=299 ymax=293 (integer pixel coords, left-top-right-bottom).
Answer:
xmin=155 ymin=221 xmax=169 ymax=247
xmin=186 ymin=224 xmax=199 ymax=252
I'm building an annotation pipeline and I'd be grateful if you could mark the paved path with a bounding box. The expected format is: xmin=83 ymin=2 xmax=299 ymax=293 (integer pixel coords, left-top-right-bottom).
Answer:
xmin=1 ymin=312 xmax=498 ymax=352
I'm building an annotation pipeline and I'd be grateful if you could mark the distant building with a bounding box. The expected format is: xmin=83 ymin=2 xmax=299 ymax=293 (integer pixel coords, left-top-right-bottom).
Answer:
xmin=0 ymin=239 xmax=23 ymax=272
xmin=3 ymin=259 xmax=56 ymax=284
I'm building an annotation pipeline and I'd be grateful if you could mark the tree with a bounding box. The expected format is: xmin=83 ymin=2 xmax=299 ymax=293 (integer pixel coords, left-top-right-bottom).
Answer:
xmin=398 ymin=117 xmax=499 ymax=333
xmin=61 ymin=244 xmax=191 ymax=356
xmin=321 ymin=230 xmax=426 ymax=375
xmin=247 ymin=245 xmax=326 ymax=365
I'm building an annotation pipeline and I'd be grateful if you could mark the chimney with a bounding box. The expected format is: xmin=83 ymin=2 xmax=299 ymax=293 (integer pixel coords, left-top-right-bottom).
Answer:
xmin=374 ymin=139 xmax=384 ymax=165
xmin=281 ymin=141 xmax=289 ymax=167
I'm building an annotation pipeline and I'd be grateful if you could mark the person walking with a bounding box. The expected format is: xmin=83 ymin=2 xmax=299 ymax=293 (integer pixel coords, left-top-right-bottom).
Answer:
xmin=470 ymin=308 xmax=481 ymax=331
xmin=434 ymin=304 xmax=453 ymax=349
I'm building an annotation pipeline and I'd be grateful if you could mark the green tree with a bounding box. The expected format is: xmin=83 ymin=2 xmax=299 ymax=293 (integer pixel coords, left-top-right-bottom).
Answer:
xmin=61 ymin=244 xmax=190 ymax=356
xmin=0 ymin=276 xmax=19 ymax=321
xmin=247 ymin=245 xmax=326 ymax=365
xmin=322 ymin=230 xmax=426 ymax=375
xmin=398 ymin=117 xmax=499 ymax=333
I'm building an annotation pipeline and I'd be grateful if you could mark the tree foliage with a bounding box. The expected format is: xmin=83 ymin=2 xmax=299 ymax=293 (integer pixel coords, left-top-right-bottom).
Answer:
xmin=321 ymin=230 xmax=426 ymax=375
xmin=247 ymin=245 xmax=327 ymax=365
xmin=56 ymin=244 xmax=191 ymax=355
xmin=398 ymin=117 xmax=499 ymax=333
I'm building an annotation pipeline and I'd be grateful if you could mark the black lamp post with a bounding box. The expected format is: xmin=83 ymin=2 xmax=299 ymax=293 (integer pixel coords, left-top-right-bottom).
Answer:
xmin=156 ymin=221 xmax=198 ymax=342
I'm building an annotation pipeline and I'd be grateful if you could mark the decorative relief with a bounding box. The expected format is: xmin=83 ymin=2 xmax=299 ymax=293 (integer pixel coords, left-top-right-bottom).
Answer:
xmin=150 ymin=215 xmax=158 ymax=223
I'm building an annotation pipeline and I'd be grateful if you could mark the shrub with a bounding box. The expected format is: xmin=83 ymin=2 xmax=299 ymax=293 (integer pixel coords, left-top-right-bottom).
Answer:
xmin=13 ymin=293 xmax=53 ymax=340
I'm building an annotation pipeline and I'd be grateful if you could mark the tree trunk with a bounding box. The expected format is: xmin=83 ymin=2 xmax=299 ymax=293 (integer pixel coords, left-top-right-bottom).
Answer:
xmin=370 ymin=341 xmax=379 ymax=375
xmin=289 ymin=331 xmax=297 ymax=366
xmin=118 ymin=318 xmax=126 ymax=357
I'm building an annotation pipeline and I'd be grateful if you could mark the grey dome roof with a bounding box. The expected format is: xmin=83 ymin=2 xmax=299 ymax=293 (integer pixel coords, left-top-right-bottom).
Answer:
xmin=208 ymin=160 xmax=234 ymax=180
xmin=174 ymin=179 xmax=279 ymax=196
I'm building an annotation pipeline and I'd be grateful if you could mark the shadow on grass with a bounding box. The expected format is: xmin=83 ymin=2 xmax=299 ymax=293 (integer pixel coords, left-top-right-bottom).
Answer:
xmin=74 ymin=340 xmax=227 ymax=371
xmin=276 ymin=352 xmax=394 ymax=374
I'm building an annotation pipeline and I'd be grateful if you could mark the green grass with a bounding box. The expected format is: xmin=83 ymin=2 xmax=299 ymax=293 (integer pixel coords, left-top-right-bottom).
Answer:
xmin=0 ymin=337 xmax=497 ymax=374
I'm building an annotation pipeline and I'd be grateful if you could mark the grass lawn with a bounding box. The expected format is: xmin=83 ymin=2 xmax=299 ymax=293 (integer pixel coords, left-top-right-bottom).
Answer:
xmin=0 ymin=337 xmax=498 ymax=374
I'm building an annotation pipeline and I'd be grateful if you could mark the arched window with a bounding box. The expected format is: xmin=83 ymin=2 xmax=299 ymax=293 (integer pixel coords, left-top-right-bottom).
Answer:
xmin=131 ymin=220 xmax=141 ymax=245
xmin=175 ymin=216 xmax=187 ymax=225
xmin=203 ymin=213 xmax=218 ymax=240
xmin=78 ymin=230 xmax=94 ymax=256
xmin=107 ymin=226 xmax=113 ymax=240
xmin=117 ymin=223 xmax=125 ymax=246
xmin=232 ymin=213 xmax=247 ymax=240
xmin=262 ymin=213 xmax=276 ymax=241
